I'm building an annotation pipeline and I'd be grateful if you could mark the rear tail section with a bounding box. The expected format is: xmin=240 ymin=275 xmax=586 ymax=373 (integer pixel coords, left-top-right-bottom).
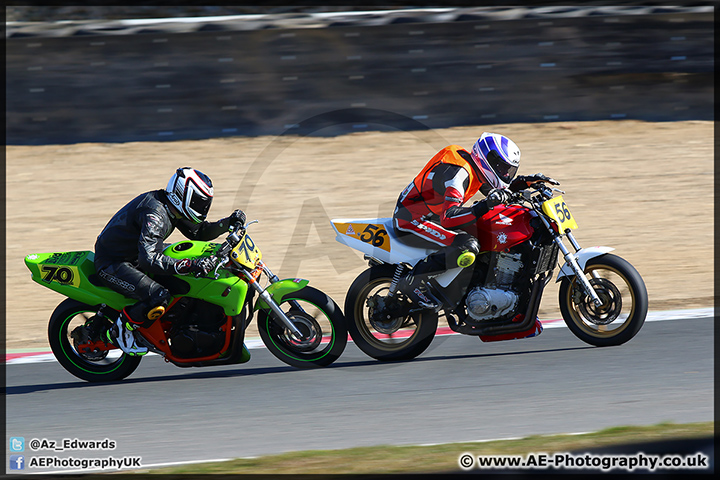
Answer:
xmin=24 ymin=251 xmax=132 ymax=310
xmin=331 ymin=217 xmax=435 ymax=266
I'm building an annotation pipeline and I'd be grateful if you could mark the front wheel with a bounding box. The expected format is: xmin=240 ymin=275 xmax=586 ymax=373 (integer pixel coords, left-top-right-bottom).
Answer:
xmin=257 ymin=286 xmax=347 ymax=368
xmin=48 ymin=299 xmax=141 ymax=382
xmin=345 ymin=264 xmax=438 ymax=361
xmin=559 ymin=254 xmax=648 ymax=347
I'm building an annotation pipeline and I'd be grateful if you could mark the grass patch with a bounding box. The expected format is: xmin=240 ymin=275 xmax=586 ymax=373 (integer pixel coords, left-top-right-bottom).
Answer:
xmin=131 ymin=421 xmax=714 ymax=475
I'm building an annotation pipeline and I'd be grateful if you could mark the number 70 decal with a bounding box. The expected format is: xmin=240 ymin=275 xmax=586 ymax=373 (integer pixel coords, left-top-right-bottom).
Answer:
xmin=40 ymin=265 xmax=81 ymax=287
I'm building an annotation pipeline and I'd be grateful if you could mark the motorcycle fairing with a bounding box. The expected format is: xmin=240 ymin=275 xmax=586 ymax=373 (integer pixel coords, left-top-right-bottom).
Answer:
xmin=331 ymin=217 xmax=435 ymax=266
xmin=162 ymin=240 xmax=248 ymax=316
xmin=555 ymin=246 xmax=615 ymax=282
xmin=25 ymin=251 xmax=132 ymax=310
xmin=254 ymin=278 xmax=310 ymax=311
xmin=25 ymin=240 xmax=249 ymax=317
xmin=478 ymin=317 xmax=544 ymax=342
xmin=332 ymin=208 xmax=535 ymax=265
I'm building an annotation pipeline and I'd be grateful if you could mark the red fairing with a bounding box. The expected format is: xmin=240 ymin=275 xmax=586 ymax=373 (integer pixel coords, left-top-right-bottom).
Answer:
xmin=479 ymin=317 xmax=543 ymax=342
xmin=463 ymin=204 xmax=535 ymax=252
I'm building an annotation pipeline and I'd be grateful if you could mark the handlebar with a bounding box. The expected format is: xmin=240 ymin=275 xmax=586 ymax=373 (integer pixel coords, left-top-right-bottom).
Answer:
xmin=509 ymin=180 xmax=563 ymax=206
xmin=215 ymin=219 xmax=255 ymax=257
xmin=204 ymin=219 xmax=259 ymax=278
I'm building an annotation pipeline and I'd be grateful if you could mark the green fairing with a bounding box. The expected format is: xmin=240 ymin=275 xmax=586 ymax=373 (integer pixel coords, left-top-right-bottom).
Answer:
xmin=239 ymin=346 xmax=251 ymax=363
xmin=25 ymin=251 xmax=130 ymax=310
xmin=254 ymin=279 xmax=310 ymax=311
xmin=25 ymin=240 xmax=248 ymax=316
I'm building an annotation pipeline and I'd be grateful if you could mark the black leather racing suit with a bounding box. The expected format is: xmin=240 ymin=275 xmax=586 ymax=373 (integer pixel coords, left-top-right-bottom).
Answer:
xmin=94 ymin=189 xmax=231 ymax=326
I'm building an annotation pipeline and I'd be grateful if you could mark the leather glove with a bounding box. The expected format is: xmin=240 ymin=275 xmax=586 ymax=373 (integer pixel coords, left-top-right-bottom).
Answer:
xmin=227 ymin=209 xmax=246 ymax=230
xmin=485 ymin=188 xmax=512 ymax=209
xmin=509 ymin=173 xmax=559 ymax=192
xmin=174 ymin=257 xmax=217 ymax=276
xmin=471 ymin=200 xmax=487 ymax=217
xmin=217 ymin=209 xmax=246 ymax=232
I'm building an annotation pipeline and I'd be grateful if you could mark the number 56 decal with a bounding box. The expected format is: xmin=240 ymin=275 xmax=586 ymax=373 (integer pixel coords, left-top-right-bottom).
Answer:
xmin=336 ymin=222 xmax=391 ymax=252
xmin=359 ymin=224 xmax=388 ymax=247
xmin=542 ymin=195 xmax=579 ymax=231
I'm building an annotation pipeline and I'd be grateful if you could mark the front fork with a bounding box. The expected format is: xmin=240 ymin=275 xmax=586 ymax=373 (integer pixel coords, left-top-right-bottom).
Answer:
xmin=535 ymin=208 xmax=604 ymax=307
xmin=245 ymin=261 xmax=306 ymax=340
xmin=553 ymin=231 xmax=603 ymax=307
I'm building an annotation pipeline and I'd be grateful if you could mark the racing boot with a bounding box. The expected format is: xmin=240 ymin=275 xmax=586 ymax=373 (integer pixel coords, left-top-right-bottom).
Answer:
xmin=397 ymin=250 xmax=445 ymax=310
xmin=398 ymin=236 xmax=479 ymax=310
xmin=397 ymin=273 xmax=442 ymax=310
xmin=106 ymin=309 xmax=148 ymax=356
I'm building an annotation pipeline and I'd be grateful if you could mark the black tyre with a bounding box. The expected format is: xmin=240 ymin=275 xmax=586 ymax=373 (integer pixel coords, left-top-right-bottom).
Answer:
xmin=257 ymin=286 xmax=347 ymax=368
xmin=559 ymin=254 xmax=648 ymax=347
xmin=48 ymin=299 xmax=141 ymax=382
xmin=345 ymin=264 xmax=438 ymax=361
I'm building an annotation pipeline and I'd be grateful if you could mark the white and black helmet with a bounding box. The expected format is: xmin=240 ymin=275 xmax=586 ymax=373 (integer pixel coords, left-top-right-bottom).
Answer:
xmin=165 ymin=167 xmax=213 ymax=224
xmin=470 ymin=133 xmax=521 ymax=189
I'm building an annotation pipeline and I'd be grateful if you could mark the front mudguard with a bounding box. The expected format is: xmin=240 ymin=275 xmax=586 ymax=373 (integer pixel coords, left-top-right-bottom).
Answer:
xmin=253 ymin=278 xmax=310 ymax=311
xmin=556 ymin=246 xmax=615 ymax=282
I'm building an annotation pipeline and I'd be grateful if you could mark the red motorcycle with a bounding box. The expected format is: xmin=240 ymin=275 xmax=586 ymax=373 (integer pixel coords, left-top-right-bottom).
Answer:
xmin=331 ymin=179 xmax=648 ymax=361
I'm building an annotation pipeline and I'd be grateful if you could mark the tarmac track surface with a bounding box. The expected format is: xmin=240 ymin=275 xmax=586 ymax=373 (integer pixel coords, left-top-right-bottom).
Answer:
xmin=4 ymin=314 xmax=714 ymax=474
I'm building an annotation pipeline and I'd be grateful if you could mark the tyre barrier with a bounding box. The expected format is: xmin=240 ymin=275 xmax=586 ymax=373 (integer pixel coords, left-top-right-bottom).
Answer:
xmin=6 ymin=6 xmax=714 ymax=145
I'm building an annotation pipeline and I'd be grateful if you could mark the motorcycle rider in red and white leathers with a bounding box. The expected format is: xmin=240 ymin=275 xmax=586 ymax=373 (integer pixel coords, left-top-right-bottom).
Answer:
xmin=95 ymin=167 xmax=246 ymax=355
xmin=393 ymin=132 xmax=548 ymax=310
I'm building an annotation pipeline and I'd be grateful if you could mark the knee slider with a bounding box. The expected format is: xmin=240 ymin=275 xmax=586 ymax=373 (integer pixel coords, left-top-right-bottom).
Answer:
xmin=456 ymin=237 xmax=480 ymax=268
xmin=456 ymin=251 xmax=476 ymax=268
xmin=146 ymin=288 xmax=172 ymax=321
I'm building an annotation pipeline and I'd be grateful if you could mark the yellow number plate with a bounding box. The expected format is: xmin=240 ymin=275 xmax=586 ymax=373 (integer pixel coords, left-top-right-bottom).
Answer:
xmin=541 ymin=195 xmax=578 ymax=231
xmin=335 ymin=222 xmax=391 ymax=252
xmin=230 ymin=232 xmax=262 ymax=268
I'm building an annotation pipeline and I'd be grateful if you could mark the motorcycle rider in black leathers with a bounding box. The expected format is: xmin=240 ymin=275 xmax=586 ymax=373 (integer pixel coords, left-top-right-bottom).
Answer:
xmin=95 ymin=167 xmax=245 ymax=355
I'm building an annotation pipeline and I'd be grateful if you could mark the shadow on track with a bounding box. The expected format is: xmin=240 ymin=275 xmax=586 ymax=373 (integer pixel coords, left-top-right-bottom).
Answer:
xmin=6 ymin=344 xmax=593 ymax=395
xmin=383 ymin=344 xmax=594 ymax=365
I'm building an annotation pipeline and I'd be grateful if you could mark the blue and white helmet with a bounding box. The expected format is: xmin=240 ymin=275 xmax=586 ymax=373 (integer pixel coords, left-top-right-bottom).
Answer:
xmin=470 ymin=133 xmax=521 ymax=189
xmin=165 ymin=167 xmax=213 ymax=224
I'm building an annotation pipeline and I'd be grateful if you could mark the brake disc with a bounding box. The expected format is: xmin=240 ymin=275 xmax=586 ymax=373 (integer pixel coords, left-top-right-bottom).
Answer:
xmin=281 ymin=311 xmax=321 ymax=352
xmin=575 ymin=278 xmax=622 ymax=325
xmin=71 ymin=319 xmax=109 ymax=361
xmin=367 ymin=294 xmax=406 ymax=334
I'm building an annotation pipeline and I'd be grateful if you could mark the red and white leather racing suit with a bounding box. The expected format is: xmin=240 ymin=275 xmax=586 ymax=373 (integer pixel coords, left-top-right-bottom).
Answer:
xmin=393 ymin=145 xmax=490 ymax=251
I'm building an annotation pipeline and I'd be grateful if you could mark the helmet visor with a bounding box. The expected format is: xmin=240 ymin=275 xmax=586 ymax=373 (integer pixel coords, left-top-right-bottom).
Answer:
xmin=188 ymin=192 xmax=211 ymax=221
xmin=486 ymin=150 xmax=518 ymax=184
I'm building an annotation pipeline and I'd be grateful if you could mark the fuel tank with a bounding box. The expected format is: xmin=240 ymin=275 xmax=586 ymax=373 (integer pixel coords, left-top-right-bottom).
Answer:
xmin=462 ymin=204 xmax=536 ymax=252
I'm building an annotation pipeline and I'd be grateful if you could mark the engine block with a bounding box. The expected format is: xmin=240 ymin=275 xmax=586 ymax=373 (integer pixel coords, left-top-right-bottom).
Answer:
xmin=464 ymin=251 xmax=524 ymax=321
xmin=465 ymin=286 xmax=519 ymax=321
xmin=491 ymin=252 xmax=524 ymax=286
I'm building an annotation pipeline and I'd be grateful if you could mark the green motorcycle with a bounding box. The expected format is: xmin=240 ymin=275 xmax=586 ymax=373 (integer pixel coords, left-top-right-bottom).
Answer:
xmin=25 ymin=220 xmax=347 ymax=382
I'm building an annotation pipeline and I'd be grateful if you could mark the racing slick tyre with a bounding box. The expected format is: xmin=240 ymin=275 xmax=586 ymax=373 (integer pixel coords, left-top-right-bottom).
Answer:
xmin=559 ymin=254 xmax=648 ymax=347
xmin=345 ymin=264 xmax=438 ymax=361
xmin=48 ymin=299 xmax=141 ymax=382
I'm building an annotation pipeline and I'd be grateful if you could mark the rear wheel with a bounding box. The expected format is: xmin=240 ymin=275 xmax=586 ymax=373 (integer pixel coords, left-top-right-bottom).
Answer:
xmin=345 ymin=264 xmax=438 ymax=361
xmin=257 ymin=286 xmax=347 ymax=368
xmin=559 ymin=254 xmax=647 ymax=347
xmin=48 ymin=299 xmax=141 ymax=382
